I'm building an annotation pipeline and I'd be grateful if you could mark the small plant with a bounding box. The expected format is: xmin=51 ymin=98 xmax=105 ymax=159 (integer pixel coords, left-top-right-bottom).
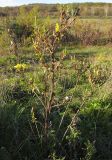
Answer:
xmin=85 ymin=140 xmax=96 ymax=160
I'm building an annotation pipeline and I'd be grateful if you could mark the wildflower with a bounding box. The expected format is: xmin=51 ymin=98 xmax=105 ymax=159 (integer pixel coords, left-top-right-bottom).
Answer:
xmin=14 ymin=63 xmax=28 ymax=72
xmin=55 ymin=23 xmax=60 ymax=32
xmin=65 ymin=96 xmax=72 ymax=101
xmin=65 ymin=96 xmax=69 ymax=101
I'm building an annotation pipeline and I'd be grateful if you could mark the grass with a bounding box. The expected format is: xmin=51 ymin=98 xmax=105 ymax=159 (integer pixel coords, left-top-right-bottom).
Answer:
xmin=0 ymin=43 xmax=112 ymax=159
xmin=63 ymin=45 xmax=112 ymax=55
xmin=80 ymin=18 xmax=112 ymax=31
xmin=0 ymin=14 xmax=112 ymax=159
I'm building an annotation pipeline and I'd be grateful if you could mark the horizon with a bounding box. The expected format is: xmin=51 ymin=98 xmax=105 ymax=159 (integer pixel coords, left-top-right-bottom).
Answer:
xmin=0 ymin=0 xmax=112 ymax=7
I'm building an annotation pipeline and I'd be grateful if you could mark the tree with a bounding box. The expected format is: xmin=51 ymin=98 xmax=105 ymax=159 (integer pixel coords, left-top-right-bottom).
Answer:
xmin=17 ymin=6 xmax=39 ymax=27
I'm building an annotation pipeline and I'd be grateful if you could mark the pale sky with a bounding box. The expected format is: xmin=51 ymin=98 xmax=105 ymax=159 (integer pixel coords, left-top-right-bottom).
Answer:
xmin=0 ymin=0 xmax=112 ymax=7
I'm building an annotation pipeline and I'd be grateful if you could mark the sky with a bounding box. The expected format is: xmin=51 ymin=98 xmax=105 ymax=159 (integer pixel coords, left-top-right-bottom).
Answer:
xmin=0 ymin=0 xmax=112 ymax=7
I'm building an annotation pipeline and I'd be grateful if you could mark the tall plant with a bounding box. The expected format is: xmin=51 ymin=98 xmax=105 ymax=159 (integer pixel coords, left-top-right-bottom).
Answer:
xmin=33 ymin=6 xmax=80 ymax=157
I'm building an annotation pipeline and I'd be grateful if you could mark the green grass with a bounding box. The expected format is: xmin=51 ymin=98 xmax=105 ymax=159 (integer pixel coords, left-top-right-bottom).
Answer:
xmin=61 ymin=45 xmax=112 ymax=58
xmin=0 ymin=44 xmax=112 ymax=159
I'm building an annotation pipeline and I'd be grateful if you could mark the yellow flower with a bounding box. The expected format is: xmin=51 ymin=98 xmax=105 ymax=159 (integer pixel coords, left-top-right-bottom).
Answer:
xmin=14 ymin=63 xmax=28 ymax=72
xmin=55 ymin=23 xmax=60 ymax=32
xmin=22 ymin=64 xmax=27 ymax=70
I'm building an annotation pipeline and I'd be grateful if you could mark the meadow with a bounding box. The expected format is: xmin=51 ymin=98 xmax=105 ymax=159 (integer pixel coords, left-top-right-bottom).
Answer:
xmin=0 ymin=4 xmax=112 ymax=160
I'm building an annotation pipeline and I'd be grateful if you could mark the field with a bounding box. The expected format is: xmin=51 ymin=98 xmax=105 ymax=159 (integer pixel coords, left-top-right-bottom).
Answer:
xmin=0 ymin=4 xmax=112 ymax=160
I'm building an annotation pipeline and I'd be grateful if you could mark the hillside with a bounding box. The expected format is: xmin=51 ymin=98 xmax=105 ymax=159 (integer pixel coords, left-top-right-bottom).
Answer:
xmin=0 ymin=3 xmax=112 ymax=18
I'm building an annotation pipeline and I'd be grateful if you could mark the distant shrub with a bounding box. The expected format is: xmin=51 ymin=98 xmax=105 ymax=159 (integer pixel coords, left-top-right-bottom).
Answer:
xmin=0 ymin=31 xmax=10 ymax=48
xmin=8 ymin=22 xmax=33 ymax=44
xmin=67 ymin=20 xmax=112 ymax=46
xmin=108 ymin=27 xmax=112 ymax=44
xmin=75 ymin=22 xmax=102 ymax=45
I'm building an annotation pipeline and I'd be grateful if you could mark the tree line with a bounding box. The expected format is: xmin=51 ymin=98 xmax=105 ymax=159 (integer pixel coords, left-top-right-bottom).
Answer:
xmin=0 ymin=3 xmax=112 ymax=18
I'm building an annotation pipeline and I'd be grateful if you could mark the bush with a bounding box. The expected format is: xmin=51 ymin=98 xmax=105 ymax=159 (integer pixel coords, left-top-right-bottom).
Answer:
xmin=8 ymin=22 xmax=33 ymax=44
